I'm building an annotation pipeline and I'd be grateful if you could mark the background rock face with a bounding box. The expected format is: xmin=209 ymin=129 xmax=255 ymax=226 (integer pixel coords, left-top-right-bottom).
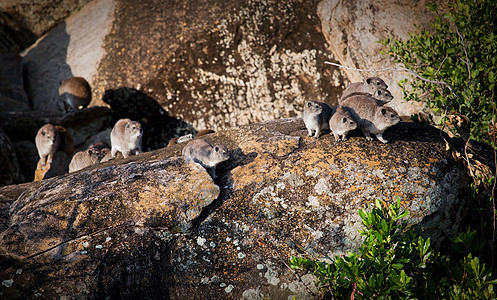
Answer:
xmin=21 ymin=0 xmax=347 ymax=130
xmin=317 ymin=0 xmax=447 ymax=116
xmin=0 ymin=119 xmax=471 ymax=299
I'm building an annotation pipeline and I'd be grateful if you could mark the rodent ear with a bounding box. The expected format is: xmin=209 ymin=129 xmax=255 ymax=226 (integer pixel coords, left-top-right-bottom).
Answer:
xmin=214 ymin=146 xmax=220 ymax=152
xmin=342 ymin=117 xmax=347 ymax=123
xmin=381 ymin=108 xmax=387 ymax=115
xmin=88 ymin=149 xmax=93 ymax=155
xmin=366 ymin=78 xmax=371 ymax=84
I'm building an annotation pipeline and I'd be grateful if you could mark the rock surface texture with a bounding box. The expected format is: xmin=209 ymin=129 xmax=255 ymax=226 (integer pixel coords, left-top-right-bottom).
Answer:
xmin=20 ymin=0 xmax=346 ymax=130
xmin=0 ymin=118 xmax=471 ymax=299
xmin=317 ymin=0 xmax=447 ymax=116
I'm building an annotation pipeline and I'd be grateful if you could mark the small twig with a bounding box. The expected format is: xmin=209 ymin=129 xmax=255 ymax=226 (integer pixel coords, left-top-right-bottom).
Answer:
xmin=455 ymin=26 xmax=471 ymax=81
xmin=435 ymin=55 xmax=449 ymax=76
xmin=324 ymin=61 xmax=456 ymax=96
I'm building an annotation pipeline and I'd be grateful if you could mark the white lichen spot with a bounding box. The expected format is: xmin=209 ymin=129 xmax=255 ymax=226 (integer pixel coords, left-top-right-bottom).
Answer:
xmin=197 ymin=236 xmax=206 ymax=247
xmin=238 ymin=252 xmax=246 ymax=259
xmin=220 ymin=282 xmax=227 ymax=288
xmin=225 ymin=284 xmax=234 ymax=293
xmin=264 ymin=268 xmax=280 ymax=286
xmin=306 ymin=196 xmax=320 ymax=207
xmin=305 ymin=168 xmax=319 ymax=178
xmin=80 ymin=250 xmax=88 ymax=255
xmin=256 ymin=264 xmax=264 ymax=270
xmin=282 ymin=172 xmax=304 ymax=187
xmin=211 ymin=275 xmax=221 ymax=283
xmin=95 ymin=244 xmax=103 ymax=249
xmin=233 ymin=239 xmax=239 ymax=246
xmin=105 ymin=237 xmax=111 ymax=243
xmin=276 ymin=181 xmax=286 ymax=189
xmin=83 ymin=241 xmax=89 ymax=248
xmin=2 ymin=279 xmax=13 ymax=287
xmin=314 ymin=178 xmax=329 ymax=195
xmin=210 ymin=241 xmax=216 ymax=248
xmin=16 ymin=269 xmax=22 ymax=275
xmin=201 ymin=277 xmax=210 ymax=284
xmin=226 ymin=237 xmax=231 ymax=242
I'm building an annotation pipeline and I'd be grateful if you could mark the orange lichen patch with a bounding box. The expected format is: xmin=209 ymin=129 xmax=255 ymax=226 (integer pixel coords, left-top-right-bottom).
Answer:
xmin=34 ymin=160 xmax=50 ymax=181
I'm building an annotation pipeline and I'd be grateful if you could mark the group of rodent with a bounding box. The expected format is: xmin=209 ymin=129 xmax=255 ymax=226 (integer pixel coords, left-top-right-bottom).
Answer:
xmin=35 ymin=77 xmax=229 ymax=177
xmin=303 ymin=76 xmax=400 ymax=143
xmin=36 ymin=75 xmax=399 ymax=179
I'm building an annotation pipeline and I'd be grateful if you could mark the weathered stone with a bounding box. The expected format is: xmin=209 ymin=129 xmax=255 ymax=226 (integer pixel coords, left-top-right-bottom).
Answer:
xmin=0 ymin=106 xmax=110 ymax=149
xmin=20 ymin=0 xmax=115 ymax=111
xmin=0 ymin=0 xmax=93 ymax=37
xmin=0 ymin=127 xmax=23 ymax=187
xmin=13 ymin=141 xmax=38 ymax=182
xmin=0 ymin=118 xmax=473 ymax=299
xmin=0 ymin=50 xmax=30 ymax=112
xmin=317 ymin=0 xmax=447 ymax=116
xmin=0 ymin=12 xmax=37 ymax=53
xmin=20 ymin=0 xmax=346 ymax=131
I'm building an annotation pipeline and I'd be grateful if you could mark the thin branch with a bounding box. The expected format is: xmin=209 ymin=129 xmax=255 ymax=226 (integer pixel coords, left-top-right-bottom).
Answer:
xmin=455 ymin=25 xmax=471 ymax=81
xmin=324 ymin=61 xmax=456 ymax=96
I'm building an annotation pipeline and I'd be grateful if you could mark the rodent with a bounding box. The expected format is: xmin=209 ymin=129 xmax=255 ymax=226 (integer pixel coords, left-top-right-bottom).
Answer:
xmin=69 ymin=146 xmax=109 ymax=173
xmin=341 ymin=94 xmax=401 ymax=143
xmin=59 ymin=77 xmax=92 ymax=112
xmin=35 ymin=124 xmax=60 ymax=166
xmin=340 ymin=77 xmax=389 ymax=102
xmin=181 ymin=138 xmax=230 ymax=179
xmin=329 ymin=105 xmax=357 ymax=141
xmin=339 ymin=88 xmax=393 ymax=106
xmin=303 ymin=100 xmax=332 ymax=138
xmin=110 ymin=118 xmax=143 ymax=158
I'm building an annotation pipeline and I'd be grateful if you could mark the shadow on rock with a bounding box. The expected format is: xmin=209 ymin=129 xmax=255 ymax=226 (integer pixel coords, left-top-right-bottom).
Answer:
xmin=102 ymin=87 xmax=195 ymax=151
xmin=192 ymin=147 xmax=258 ymax=228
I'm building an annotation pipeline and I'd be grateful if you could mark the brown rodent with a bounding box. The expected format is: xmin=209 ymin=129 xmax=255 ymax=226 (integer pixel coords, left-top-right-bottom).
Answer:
xmin=59 ymin=77 xmax=92 ymax=112
xmin=181 ymin=138 xmax=229 ymax=179
xmin=68 ymin=146 xmax=109 ymax=173
xmin=110 ymin=118 xmax=143 ymax=158
xmin=329 ymin=106 xmax=357 ymax=141
xmin=340 ymin=77 xmax=389 ymax=102
xmin=339 ymin=88 xmax=393 ymax=106
xmin=341 ymin=94 xmax=401 ymax=143
xmin=35 ymin=124 xmax=60 ymax=166
xmin=303 ymin=100 xmax=332 ymax=138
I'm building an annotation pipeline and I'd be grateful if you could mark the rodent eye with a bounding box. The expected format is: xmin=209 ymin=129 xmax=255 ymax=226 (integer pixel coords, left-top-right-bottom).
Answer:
xmin=307 ymin=102 xmax=312 ymax=107
xmin=214 ymin=146 xmax=219 ymax=152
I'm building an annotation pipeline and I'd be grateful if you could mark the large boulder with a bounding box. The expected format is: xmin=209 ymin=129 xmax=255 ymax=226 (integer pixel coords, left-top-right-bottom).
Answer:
xmin=317 ymin=0 xmax=447 ymax=116
xmin=21 ymin=0 xmax=346 ymax=131
xmin=0 ymin=128 xmax=23 ymax=187
xmin=0 ymin=50 xmax=30 ymax=112
xmin=0 ymin=118 xmax=472 ymax=299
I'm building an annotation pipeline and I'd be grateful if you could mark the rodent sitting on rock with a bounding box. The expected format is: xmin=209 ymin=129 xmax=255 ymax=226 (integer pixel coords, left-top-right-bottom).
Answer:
xmin=59 ymin=77 xmax=92 ymax=112
xmin=329 ymin=106 xmax=357 ymax=141
xmin=182 ymin=138 xmax=229 ymax=179
xmin=35 ymin=124 xmax=60 ymax=166
xmin=110 ymin=118 xmax=143 ymax=159
xmin=341 ymin=94 xmax=401 ymax=143
xmin=340 ymin=77 xmax=389 ymax=102
xmin=69 ymin=147 xmax=108 ymax=173
xmin=303 ymin=100 xmax=332 ymax=138
xmin=339 ymin=88 xmax=394 ymax=106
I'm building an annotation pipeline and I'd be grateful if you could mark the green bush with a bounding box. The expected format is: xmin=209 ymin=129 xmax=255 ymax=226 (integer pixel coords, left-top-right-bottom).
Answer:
xmin=289 ymin=199 xmax=497 ymax=299
xmin=381 ymin=0 xmax=497 ymax=147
